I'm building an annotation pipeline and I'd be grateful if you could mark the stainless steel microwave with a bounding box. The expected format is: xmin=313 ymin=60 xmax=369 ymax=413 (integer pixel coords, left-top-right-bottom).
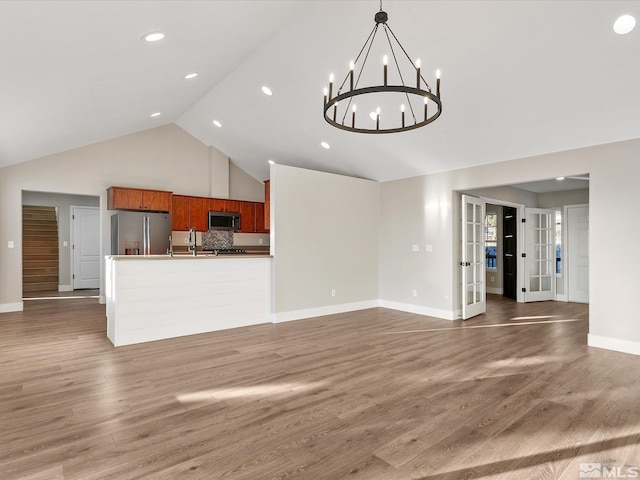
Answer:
xmin=208 ymin=211 xmax=241 ymax=231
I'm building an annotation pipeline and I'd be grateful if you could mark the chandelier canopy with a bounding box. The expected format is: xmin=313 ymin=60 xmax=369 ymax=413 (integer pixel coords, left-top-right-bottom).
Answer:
xmin=323 ymin=3 xmax=442 ymax=134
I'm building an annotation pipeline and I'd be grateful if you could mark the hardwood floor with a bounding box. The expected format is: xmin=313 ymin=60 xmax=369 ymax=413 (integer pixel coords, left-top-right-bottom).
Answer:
xmin=1 ymin=295 xmax=639 ymax=479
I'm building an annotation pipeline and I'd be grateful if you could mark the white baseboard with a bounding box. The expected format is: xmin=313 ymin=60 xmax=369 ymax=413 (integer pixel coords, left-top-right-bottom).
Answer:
xmin=272 ymin=300 xmax=379 ymax=323
xmin=588 ymin=334 xmax=640 ymax=356
xmin=555 ymin=294 xmax=567 ymax=302
xmin=378 ymin=300 xmax=457 ymax=321
xmin=58 ymin=284 xmax=73 ymax=292
xmin=99 ymin=295 xmax=106 ymax=305
xmin=487 ymin=287 xmax=504 ymax=295
xmin=0 ymin=302 xmax=24 ymax=313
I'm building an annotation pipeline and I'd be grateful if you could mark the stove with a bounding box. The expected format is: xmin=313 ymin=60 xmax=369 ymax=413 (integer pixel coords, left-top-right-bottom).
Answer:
xmin=206 ymin=248 xmax=246 ymax=255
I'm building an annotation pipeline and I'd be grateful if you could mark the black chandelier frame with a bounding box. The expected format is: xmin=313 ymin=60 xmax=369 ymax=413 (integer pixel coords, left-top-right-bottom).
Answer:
xmin=323 ymin=7 xmax=442 ymax=134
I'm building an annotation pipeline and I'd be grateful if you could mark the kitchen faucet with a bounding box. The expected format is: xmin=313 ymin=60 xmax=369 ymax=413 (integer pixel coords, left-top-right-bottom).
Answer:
xmin=188 ymin=227 xmax=197 ymax=256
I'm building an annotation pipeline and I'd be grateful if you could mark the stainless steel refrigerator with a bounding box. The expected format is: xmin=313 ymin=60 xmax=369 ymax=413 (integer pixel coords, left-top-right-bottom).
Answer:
xmin=111 ymin=211 xmax=172 ymax=255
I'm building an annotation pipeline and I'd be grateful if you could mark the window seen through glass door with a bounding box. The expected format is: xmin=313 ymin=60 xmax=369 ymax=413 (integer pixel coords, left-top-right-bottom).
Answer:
xmin=485 ymin=213 xmax=497 ymax=269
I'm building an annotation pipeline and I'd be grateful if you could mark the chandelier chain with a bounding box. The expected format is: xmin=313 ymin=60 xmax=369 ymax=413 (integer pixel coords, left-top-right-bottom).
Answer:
xmin=385 ymin=24 xmax=432 ymax=92
xmin=340 ymin=23 xmax=380 ymax=125
xmin=383 ymin=24 xmax=418 ymax=124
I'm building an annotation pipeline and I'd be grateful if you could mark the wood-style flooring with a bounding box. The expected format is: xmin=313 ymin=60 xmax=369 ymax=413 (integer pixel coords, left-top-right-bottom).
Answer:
xmin=1 ymin=295 xmax=639 ymax=479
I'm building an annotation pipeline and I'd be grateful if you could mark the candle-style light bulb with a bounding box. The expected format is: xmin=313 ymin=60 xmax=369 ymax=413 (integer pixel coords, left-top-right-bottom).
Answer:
xmin=349 ymin=61 xmax=355 ymax=91
xmin=323 ymin=87 xmax=328 ymax=106
xmin=352 ymin=104 xmax=356 ymax=128
xmin=435 ymin=69 xmax=441 ymax=97
xmin=424 ymin=96 xmax=429 ymax=120
xmin=416 ymin=59 xmax=421 ymax=88
xmin=328 ymin=73 xmax=334 ymax=100
xmin=383 ymin=55 xmax=388 ymax=86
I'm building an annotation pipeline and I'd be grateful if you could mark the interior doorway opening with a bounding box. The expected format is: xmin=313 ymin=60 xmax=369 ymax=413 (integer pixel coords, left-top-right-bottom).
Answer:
xmin=460 ymin=175 xmax=590 ymax=319
xmin=22 ymin=191 xmax=100 ymax=301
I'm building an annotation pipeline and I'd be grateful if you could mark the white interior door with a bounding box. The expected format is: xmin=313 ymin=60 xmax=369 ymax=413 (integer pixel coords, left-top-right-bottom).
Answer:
xmin=567 ymin=205 xmax=589 ymax=303
xmin=72 ymin=207 xmax=100 ymax=289
xmin=524 ymin=208 xmax=555 ymax=302
xmin=461 ymin=195 xmax=486 ymax=319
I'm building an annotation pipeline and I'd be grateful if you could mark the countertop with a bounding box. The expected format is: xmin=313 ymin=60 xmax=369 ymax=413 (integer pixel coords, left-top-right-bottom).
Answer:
xmin=107 ymin=254 xmax=272 ymax=261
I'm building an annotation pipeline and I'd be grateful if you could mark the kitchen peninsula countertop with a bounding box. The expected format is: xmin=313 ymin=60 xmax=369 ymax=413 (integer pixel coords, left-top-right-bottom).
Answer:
xmin=105 ymin=254 xmax=272 ymax=346
xmin=108 ymin=253 xmax=272 ymax=260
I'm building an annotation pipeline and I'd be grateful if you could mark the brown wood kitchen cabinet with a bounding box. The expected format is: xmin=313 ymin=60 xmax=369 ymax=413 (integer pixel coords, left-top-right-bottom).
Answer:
xmin=254 ymin=201 xmax=266 ymax=233
xmin=238 ymin=202 xmax=254 ymax=233
xmin=107 ymin=187 xmax=171 ymax=212
xmin=172 ymin=195 xmax=208 ymax=231
xmin=264 ymin=180 xmax=270 ymax=231
xmin=209 ymin=198 xmax=241 ymax=213
xmin=171 ymin=195 xmax=190 ymax=231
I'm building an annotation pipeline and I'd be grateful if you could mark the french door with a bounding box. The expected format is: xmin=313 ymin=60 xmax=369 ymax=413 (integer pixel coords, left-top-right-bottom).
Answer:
xmin=524 ymin=208 xmax=555 ymax=302
xmin=461 ymin=195 xmax=486 ymax=319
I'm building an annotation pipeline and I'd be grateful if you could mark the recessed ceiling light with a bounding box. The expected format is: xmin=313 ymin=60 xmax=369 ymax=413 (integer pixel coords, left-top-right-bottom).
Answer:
xmin=614 ymin=14 xmax=636 ymax=34
xmin=212 ymin=120 xmax=222 ymax=128
xmin=556 ymin=176 xmax=565 ymax=181
xmin=184 ymin=72 xmax=198 ymax=80
xmin=268 ymin=160 xmax=275 ymax=165
xmin=142 ymin=32 xmax=165 ymax=42
xmin=150 ymin=112 xmax=161 ymax=117
xmin=262 ymin=86 xmax=273 ymax=96
xmin=321 ymin=141 xmax=330 ymax=149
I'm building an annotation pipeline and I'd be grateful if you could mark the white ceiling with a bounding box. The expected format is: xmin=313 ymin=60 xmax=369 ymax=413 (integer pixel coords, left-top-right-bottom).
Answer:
xmin=1 ymin=1 xmax=638 ymax=183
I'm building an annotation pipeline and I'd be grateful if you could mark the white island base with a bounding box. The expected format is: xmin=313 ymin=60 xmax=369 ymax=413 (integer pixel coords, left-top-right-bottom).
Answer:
xmin=105 ymin=255 xmax=272 ymax=347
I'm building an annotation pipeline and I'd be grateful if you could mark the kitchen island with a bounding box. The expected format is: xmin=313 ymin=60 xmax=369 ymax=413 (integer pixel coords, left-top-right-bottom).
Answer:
xmin=105 ymin=254 xmax=272 ymax=346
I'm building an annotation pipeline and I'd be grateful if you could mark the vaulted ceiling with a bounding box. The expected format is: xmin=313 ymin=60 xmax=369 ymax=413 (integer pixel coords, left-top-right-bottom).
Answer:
xmin=1 ymin=1 xmax=638 ymax=182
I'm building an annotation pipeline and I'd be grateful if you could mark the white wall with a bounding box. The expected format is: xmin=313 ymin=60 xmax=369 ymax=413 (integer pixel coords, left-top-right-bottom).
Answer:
xmin=0 ymin=124 xmax=261 ymax=311
xmin=22 ymin=191 xmax=100 ymax=289
xmin=380 ymin=137 xmax=640 ymax=354
xmin=538 ymin=189 xmax=589 ymax=208
xmin=229 ymin=161 xmax=265 ymax=202
xmin=271 ymin=164 xmax=379 ymax=321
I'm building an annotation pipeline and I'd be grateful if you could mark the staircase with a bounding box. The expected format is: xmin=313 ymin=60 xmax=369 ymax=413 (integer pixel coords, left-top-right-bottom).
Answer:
xmin=22 ymin=206 xmax=59 ymax=293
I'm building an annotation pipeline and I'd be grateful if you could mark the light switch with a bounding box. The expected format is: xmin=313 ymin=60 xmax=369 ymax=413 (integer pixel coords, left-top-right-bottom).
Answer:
xmin=425 ymin=244 xmax=433 ymax=252
xmin=412 ymin=244 xmax=419 ymax=252
xmin=63 ymin=241 xmax=68 ymax=247
xmin=7 ymin=241 xmax=14 ymax=248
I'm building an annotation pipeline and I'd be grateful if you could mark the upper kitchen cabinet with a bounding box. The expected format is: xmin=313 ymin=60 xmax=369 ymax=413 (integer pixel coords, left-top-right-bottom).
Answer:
xmin=209 ymin=198 xmax=241 ymax=213
xmin=264 ymin=180 xmax=270 ymax=232
xmin=189 ymin=197 xmax=209 ymax=231
xmin=172 ymin=195 xmax=208 ymax=231
xmin=238 ymin=202 xmax=254 ymax=233
xmin=171 ymin=195 xmax=190 ymax=231
xmin=107 ymin=187 xmax=171 ymax=212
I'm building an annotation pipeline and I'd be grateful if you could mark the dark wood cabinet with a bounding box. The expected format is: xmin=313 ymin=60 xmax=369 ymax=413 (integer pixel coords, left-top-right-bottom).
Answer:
xmin=107 ymin=187 xmax=171 ymax=212
xmin=254 ymin=201 xmax=266 ymax=233
xmin=171 ymin=195 xmax=208 ymax=231
xmin=209 ymin=198 xmax=226 ymax=212
xmin=264 ymin=180 xmax=270 ymax=232
xmin=238 ymin=202 xmax=254 ymax=233
xmin=171 ymin=195 xmax=190 ymax=231
xmin=190 ymin=197 xmax=209 ymax=232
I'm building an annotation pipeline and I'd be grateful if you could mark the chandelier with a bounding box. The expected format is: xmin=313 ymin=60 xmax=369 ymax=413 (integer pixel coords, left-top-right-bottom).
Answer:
xmin=322 ymin=2 xmax=442 ymax=134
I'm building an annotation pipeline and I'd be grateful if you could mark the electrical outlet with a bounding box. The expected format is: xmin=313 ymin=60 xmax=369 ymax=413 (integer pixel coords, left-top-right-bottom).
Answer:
xmin=412 ymin=244 xmax=419 ymax=252
xmin=258 ymin=238 xmax=264 ymax=245
xmin=425 ymin=244 xmax=433 ymax=252
xmin=412 ymin=289 xmax=417 ymax=297
xmin=63 ymin=241 xmax=68 ymax=247
xmin=331 ymin=289 xmax=336 ymax=297
xmin=7 ymin=241 xmax=14 ymax=248
xmin=490 ymin=275 xmax=495 ymax=282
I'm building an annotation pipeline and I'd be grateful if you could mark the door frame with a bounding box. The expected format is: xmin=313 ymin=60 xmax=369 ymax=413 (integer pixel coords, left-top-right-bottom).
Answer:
xmin=477 ymin=196 xmax=526 ymax=303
